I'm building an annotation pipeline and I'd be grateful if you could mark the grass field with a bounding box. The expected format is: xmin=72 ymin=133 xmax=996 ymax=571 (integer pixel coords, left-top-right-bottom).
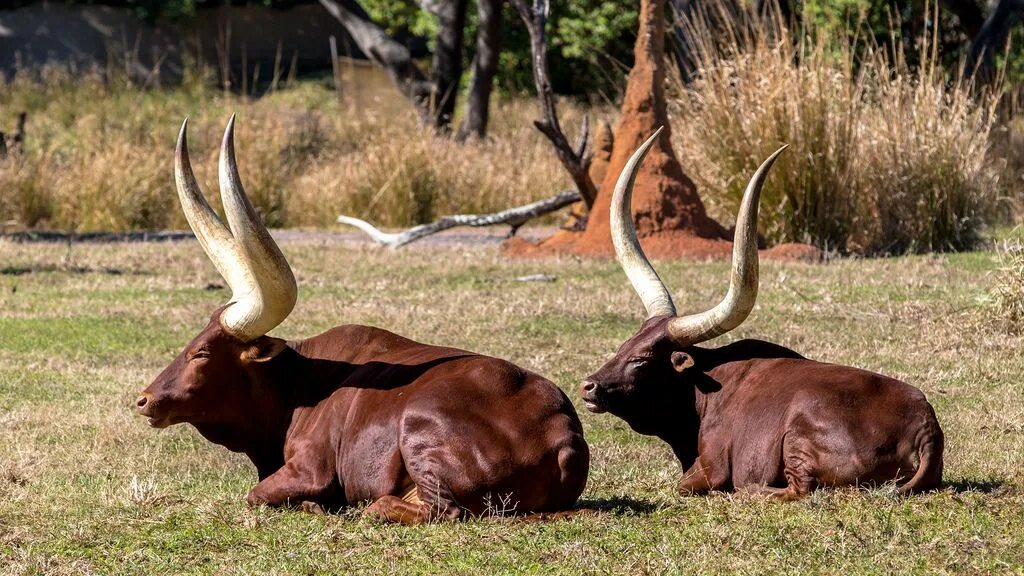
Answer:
xmin=1 ymin=236 xmax=1023 ymax=574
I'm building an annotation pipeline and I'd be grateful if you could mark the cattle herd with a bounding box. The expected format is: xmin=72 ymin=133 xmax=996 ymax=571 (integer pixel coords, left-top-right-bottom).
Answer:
xmin=135 ymin=118 xmax=944 ymax=524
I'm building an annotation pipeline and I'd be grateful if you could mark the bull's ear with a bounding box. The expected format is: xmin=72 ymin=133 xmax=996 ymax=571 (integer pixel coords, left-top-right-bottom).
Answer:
xmin=670 ymin=351 xmax=695 ymax=373
xmin=242 ymin=337 xmax=288 ymax=363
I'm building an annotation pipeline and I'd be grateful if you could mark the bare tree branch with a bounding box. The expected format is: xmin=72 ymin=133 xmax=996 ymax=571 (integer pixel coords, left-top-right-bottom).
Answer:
xmin=511 ymin=0 xmax=598 ymax=210
xmin=967 ymin=0 xmax=1024 ymax=87
xmin=318 ymin=0 xmax=434 ymax=123
xmin=337 ymin=190 xmax=581 ymax=248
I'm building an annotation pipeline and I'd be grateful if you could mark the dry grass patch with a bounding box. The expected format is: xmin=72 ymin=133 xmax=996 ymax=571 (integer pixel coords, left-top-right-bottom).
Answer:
xmin=0 ymin=70 xmax=586 ymax=233
xmin=0 ymin=239 xmax=1022 ymax=573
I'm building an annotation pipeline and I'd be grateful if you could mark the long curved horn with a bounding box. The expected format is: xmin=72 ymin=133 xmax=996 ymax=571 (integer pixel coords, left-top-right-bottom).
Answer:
xmin=217 ymin=116 xmax=297 ymax=341
xmin=175 ymin=119 xmax=250 ymax=294
xmin=610 ymin=127 xmax=677 ymax=318
xmin=175 ymin=117 xmax=297 ymax=342
xmin=666 ymin=145 xmax=788 ymax=346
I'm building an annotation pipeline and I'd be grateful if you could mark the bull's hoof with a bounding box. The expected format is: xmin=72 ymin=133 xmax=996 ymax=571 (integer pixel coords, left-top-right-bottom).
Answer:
xmin=364 ymin=495 xmax=427 ymax=525
xmin=245 ymin=492 xmax=266 ymax=509
xmin=299 ymin=500 xmax=327 ymax=515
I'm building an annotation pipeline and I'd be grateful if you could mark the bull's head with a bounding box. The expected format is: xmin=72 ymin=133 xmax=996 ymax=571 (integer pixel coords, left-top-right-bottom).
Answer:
xmin=580 ymin=130 xmax=786 ymax=430
xmin=136 ymin=117 xmax=297 ymax=431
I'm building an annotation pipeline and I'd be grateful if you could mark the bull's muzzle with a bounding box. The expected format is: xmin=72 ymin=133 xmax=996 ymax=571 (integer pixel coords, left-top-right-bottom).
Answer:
xmin=135 ymin=392 xmax=170 ymax=428
xmin=579 ymin=380 xmax=606 ymax=414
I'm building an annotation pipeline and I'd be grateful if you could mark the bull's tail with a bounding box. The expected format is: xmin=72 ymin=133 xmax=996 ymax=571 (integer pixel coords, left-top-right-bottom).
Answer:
xmin=898 ymin=423 xmax=944 ymax=494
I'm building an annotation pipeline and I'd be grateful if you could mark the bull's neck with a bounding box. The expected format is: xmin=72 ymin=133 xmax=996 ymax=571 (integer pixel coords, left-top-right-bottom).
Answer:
xmin=245 ymin=341 xmax=360 ymax=476
xmin=192 ymin=346 xmax=322 ymax=479
xmin=651 ymin=388 xmax=702 ymax=470
xmin=654 ymin=348 xmax=716 ymax=470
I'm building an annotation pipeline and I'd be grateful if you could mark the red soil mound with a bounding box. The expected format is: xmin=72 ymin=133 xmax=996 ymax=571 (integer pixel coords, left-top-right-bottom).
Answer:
xmin=504 ymin=0 xmax=822 ymax=265
xmin=506 ymin=0 xmax=727 ymax=261
xmin=762 ymin=242 xmax=824 ymax=263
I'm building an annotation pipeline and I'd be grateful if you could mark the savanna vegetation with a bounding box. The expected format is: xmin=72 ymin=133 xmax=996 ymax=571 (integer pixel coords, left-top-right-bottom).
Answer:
xmin=1 ymin=1 xmax=1022 ymax=255
xmin=2 ymin=0 xmax=1024 ymax=573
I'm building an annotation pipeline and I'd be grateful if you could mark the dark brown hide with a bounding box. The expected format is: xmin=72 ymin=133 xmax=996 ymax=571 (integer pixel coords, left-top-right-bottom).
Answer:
xmin=581 ymin=317 xmax=943 ymax=498
xmin=139 ymin=312 xmax=589 ymax=523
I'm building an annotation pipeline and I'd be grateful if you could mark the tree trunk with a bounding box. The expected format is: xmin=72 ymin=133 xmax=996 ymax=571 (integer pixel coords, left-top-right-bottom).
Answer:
xmin=967 ymin=0 xmax=1024 ymax=86
xmin=457 ymin=0 xmax=503 ymax=141
xmin=318 ymin=0 xmax=434 ymax=122
xmin=940 ymin=0 xmax=985 ymax=38
xmin=422 ymin=0 xmax=470 ymax=132
xmin=512 ymin=0 xmax=599 ymax=210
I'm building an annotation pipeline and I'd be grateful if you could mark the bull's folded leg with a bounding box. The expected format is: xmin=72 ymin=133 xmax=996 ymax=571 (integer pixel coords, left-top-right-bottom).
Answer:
xmin=363 ymin=496 xmax=429 ymax=525
xmin=246 ymin=458 xmax=334 ymax=509
xmin=364 ymin=485 xmax=465 ymax=524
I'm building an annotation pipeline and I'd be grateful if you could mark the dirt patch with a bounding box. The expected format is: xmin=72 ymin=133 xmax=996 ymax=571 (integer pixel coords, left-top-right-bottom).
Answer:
xmin=503 ymin=233 xmax=821 ymax=263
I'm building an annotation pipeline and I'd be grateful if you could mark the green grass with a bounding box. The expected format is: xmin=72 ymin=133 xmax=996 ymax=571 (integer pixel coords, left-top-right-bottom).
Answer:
xmin=1 ymin=239 xmax=1023 ymax=574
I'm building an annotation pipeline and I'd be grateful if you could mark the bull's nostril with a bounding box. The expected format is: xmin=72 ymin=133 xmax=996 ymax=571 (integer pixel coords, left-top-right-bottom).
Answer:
xmin=581 ymin=381 xmax=596 ymax=393
xmin=136 ymin=395 xmax=149 ymax=409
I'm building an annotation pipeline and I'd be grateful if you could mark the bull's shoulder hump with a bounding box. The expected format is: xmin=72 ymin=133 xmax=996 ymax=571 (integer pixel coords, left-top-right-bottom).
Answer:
xmin=299 ymin=324 xmax=471 ymax=362
xmin=712 ymin=339 xmax=806 ymax=362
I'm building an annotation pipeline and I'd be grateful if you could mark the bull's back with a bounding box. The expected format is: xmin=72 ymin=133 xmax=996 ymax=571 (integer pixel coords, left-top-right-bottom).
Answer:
xmin=719 ymin=356 xmax=941 ymax=488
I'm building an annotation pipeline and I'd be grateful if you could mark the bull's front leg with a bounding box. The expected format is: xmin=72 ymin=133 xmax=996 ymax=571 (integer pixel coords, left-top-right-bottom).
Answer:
xmin=246 ymin=456 xmax=338 ymax=510
xmin=677 ymin=455 xmax=729 ymax=496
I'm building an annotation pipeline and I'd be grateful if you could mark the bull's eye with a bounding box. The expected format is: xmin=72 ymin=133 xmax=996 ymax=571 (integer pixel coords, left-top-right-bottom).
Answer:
xmin=189 ymin=348 xmax=211 ymax=361
xmin=628 ymin=358 xmax=650 ymax=368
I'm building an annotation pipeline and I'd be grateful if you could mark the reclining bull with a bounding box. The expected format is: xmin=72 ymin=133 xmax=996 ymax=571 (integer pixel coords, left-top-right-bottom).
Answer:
xmin=136 ymin=117 xmax=589 ymax=523
xmin=580 ymin=131 xmax=944 ymax=498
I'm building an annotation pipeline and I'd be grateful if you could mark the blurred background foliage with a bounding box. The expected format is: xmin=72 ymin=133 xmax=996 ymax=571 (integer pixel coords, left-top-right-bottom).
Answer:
xmin=1 ymin=0 xmax=1022 ymax=254
xmin=12 ymin=1 xmax=1023 ymax=97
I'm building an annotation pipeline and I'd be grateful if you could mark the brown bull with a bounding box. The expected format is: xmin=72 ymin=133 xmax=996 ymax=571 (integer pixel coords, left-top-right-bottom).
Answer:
xmin=137 ymin=118 xmax=589 ymax=523
xmin=580 ymin=131 xmax=943 ymax=498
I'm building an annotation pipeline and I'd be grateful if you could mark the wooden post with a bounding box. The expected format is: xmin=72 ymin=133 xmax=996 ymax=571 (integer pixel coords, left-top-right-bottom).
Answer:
xmin=330 ymin=35 xmax=343 ymax=102
xmin=270 ymin=40 xmax=283 ymax=93
xmin=241 ymin=43 xmax=249 ymax=97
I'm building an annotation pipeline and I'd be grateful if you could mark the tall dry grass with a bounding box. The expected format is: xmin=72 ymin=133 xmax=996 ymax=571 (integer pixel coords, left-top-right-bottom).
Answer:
xmin=671 ymin=3 xmax=1004 ymax=254
xmin=0 ymin=66 xmax=582 ymax=232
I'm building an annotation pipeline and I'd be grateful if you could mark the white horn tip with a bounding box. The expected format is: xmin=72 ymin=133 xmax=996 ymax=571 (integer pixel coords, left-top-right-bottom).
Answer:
xmin=767 ymin=144 xmax=789 ymax=163
xmin=176 ymin=118 xmax=190 ymax=160
xmin=637 ymin=127 xmax=665 ymax=159
xmin=223 ymin=114 xmax=237 ymax=149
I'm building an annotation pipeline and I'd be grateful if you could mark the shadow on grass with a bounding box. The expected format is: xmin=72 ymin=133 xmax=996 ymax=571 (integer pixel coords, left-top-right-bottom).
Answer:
xmin=0 ymin=264 xmax=146 ymax=276
xmin=942 ymin=479 xmax=1009 ymax=494
xmin=576 ymin=497 xmax=660 ymax=516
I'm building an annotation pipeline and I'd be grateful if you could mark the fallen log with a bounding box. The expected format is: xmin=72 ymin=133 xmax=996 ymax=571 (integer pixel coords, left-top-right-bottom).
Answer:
xmin=337 ymin=190 xmax=580 ymax=248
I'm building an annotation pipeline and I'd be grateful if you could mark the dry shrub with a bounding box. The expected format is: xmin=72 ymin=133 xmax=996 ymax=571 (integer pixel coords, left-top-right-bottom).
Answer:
xmin=0 ymin=66 xmax=578 ymax=232
xmin=990 ymin=117 xmax=1024 ymax=218
xmin=290 ymin=99 xmax=576 ymax=228
xmin=0 ymin=153 xmax=55 ymax=229
xmin=672 ymin=3 xmax=1002 ymax=254
xmin=994 ymin=238 xmax=1024 ymax=331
